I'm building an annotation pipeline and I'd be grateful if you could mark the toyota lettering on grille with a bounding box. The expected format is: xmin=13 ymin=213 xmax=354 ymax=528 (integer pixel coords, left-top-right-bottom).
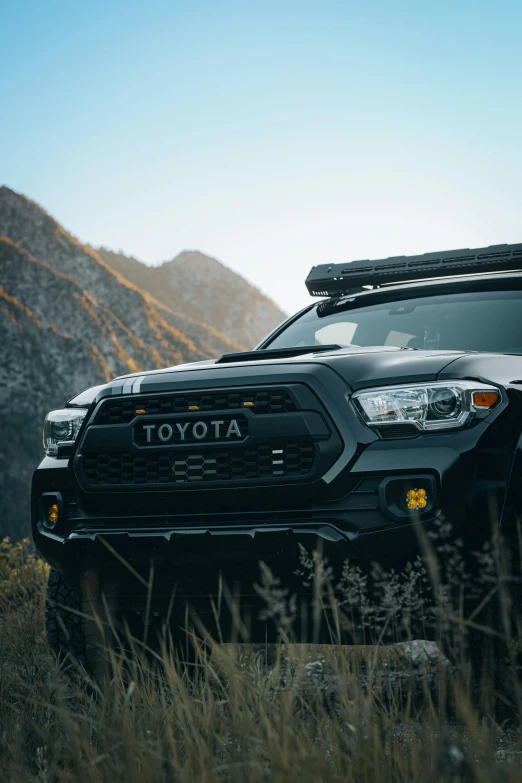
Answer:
xmin=135 ymin=416 xmax=247 ymax=446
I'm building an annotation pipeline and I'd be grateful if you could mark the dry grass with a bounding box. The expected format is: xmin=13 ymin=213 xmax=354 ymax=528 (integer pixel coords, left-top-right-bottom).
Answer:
xmin=1 ymin=534 xmax=522 ymax=782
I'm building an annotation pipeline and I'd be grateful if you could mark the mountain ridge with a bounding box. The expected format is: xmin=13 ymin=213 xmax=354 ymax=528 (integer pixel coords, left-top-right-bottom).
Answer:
xmin=97 ymin=247 xmax=286 ymax=349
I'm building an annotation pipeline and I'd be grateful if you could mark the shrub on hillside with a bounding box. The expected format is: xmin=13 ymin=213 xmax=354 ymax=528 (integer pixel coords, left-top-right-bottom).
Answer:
xmin=0 ymin=536 xmax=49 ymax=611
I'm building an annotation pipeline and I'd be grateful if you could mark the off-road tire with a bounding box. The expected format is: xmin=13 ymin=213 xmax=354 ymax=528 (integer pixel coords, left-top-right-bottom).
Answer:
xmin=45 ymin=569 xmax=105 ymax=677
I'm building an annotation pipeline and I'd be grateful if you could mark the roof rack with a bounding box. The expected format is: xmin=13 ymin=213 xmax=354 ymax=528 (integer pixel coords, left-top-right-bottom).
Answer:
xmin=305 ymin=243 xmax=522 ymax=298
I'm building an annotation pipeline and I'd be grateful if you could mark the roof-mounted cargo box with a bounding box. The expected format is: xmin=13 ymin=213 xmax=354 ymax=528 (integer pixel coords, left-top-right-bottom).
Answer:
xmin=305 ymin=243 xmax=522 ymax=298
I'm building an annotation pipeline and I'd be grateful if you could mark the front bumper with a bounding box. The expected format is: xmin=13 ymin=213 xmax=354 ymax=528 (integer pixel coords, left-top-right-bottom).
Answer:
xmin=32 ymin=436 xmax=507 ymax=599
xmin=32 ymin=362 xmax=512 ymax=598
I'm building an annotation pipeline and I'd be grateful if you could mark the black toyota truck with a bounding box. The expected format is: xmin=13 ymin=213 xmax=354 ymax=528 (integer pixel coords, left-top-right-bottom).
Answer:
xmin=34 ymin=243 xmax=522 ymax=671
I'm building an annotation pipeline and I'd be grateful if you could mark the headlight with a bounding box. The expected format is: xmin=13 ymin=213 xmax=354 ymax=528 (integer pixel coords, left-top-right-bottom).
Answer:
xmin=43 ymin=409 xmax=88 ymax=456
xmin=352 ymin=381 xmax=500 ymax=432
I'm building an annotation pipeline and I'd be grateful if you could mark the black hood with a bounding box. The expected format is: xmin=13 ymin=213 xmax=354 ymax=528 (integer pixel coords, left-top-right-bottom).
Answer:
xmin=105 ymin=345 xmax=467 ymax=395
xmin=316 ymin=347 xmax=466 ymax=390
xmin=70 ymin=346 xmax=471 ymax=406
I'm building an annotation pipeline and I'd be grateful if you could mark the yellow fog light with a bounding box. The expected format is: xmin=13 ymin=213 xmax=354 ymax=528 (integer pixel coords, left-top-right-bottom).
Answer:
xmin=406 ymin=488 xmax=428 ymax=511
xmin=48 ymin=503 xmax=59 ymax=524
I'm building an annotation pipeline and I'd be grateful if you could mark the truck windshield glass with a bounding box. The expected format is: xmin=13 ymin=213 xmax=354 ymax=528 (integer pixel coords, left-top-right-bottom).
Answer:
xmin=265 ymin=290 xmax=522 ymax=353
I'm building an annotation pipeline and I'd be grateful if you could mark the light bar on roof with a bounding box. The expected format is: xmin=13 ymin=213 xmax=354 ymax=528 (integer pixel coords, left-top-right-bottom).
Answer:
xmin=305 ymin=243 xmax=522 ymax=298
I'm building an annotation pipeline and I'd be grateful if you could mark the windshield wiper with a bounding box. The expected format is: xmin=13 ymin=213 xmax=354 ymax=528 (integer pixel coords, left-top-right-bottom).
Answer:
xmin=216 ymin=344 xmax=342 ymax=364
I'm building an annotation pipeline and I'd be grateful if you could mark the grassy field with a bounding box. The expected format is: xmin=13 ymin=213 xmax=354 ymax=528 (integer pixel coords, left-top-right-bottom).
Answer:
xmin=1 ymin=533 xmax=522 ymax=782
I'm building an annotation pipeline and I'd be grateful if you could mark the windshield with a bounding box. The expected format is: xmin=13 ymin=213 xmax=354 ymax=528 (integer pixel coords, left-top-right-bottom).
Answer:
xmin=265 ymin=289 xmax=522 ymax=353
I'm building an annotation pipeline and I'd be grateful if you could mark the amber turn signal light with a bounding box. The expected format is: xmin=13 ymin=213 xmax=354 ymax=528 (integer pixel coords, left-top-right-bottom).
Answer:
xmin=406 ymin=488 xmax=428 ymax=511
xmin=472 ymin=391 xmax=499 ymax=409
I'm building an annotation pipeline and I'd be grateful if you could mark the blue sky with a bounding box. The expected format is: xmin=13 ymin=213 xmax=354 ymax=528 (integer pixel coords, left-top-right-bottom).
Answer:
xmin=2 ymin=0 xmax=522 ymax=314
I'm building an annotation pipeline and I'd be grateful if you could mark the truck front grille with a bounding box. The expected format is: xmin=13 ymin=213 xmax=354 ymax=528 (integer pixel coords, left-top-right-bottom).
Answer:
xmin=75 ymin=383 xmax=342 ymax=492
xmin=83 ymin=442 xmax=315 ymax=486
xmin=94 ymin=388 xmax=297 ymax=425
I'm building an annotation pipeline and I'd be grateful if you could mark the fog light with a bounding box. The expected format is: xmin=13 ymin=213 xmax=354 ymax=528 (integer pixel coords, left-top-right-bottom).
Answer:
xmin=406 ymin=488 xmax=428 ymax=510
xmin=40 ymin=492 xmax=64 ymax=531
xmin=379 ymin=476 xmax=436 ymax=521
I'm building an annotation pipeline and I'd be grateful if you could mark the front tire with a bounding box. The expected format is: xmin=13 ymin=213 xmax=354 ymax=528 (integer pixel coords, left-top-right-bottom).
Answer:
xmin=45 ymin=569 xmax=105 ymax=677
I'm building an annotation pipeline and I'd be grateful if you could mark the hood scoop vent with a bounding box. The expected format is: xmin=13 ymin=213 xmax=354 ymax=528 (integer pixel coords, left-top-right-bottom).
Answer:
xmin=216 ymin=344 xmax=342 ymax=364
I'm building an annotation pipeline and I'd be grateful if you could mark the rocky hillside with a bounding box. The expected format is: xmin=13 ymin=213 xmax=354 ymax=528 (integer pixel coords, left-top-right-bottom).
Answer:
xmin=0 ymin=186 xmax=281 ymax=539
xmin=97 ymin=248 xmax=286 ymax=350
xmin=0 ymin=238 xmax=109 ymax=541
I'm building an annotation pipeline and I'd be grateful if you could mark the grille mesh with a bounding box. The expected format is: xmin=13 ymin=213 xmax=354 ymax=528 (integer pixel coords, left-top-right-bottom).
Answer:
xmin=95 ymin=388 xmax=297 ymax=425
xmin=82 ymin=443 xmax=315 ymax=486
xmin=374 ymin=424 xmax=419 ymax=440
